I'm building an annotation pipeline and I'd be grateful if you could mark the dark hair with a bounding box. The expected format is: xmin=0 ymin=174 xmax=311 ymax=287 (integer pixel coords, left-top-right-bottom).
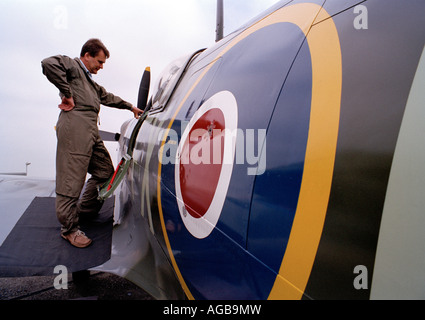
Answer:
xmin=80 ymin=38 xmax=110 ymax=58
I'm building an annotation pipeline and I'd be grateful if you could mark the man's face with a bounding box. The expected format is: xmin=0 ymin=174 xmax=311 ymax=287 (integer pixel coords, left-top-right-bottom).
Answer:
xmin=82 ymin=50 xmax=107 ymax=74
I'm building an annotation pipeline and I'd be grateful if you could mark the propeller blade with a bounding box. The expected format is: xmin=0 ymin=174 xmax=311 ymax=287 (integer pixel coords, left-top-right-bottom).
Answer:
xmin=137 ymin=67 xmax=151 ymax=111
xmin=99 ymin=130 xmax=120 ymax=142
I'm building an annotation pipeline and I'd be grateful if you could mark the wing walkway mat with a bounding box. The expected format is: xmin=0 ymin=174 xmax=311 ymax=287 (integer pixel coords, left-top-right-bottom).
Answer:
xmin=0 ymin=196 xmax=114 ymax=277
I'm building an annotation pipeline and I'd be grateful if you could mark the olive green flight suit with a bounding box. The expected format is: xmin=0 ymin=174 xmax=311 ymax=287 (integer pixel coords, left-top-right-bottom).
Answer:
xmin=41 ymin=55 xmax=132 ymax=235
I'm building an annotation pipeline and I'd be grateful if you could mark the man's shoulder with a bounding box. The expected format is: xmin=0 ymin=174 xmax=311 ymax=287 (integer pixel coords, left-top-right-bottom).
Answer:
xmin=62 ymin=56 xmax=87 ymax=75
xmin=42 ymin=55 xmax=79 ymax=67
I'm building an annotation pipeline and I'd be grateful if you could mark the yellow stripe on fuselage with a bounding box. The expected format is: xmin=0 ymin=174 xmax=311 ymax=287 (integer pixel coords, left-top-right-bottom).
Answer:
xmin=268 ymin=5 xmax=342 ymax=300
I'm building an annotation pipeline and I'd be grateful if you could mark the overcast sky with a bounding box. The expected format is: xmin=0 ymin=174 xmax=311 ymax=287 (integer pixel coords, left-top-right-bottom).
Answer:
xmin=0 ymin=0 xmax=279 ymax=179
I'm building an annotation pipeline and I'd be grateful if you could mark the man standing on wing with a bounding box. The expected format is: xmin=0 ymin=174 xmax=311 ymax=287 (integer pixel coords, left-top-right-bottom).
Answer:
xmin=42 ymin=38 xmax=143 ymax=248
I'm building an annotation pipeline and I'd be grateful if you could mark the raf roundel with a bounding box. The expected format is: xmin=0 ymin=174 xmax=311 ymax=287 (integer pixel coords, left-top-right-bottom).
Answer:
xmin=175 ymin=91 xmax=238 ymax=239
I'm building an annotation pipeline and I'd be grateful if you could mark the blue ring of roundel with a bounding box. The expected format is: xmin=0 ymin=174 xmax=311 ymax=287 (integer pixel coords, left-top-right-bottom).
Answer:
xmin=162 ymin=22 xmax=312 ymax=300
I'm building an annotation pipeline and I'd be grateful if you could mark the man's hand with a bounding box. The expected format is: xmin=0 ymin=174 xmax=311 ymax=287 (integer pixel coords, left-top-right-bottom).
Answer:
xmin=131 ymin=106 xmax=144 ymax=119
xmin=58 ymin=96 xmax=75 ymax=111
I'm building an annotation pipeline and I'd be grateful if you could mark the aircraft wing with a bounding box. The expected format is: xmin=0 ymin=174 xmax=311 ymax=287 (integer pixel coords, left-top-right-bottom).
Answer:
xmin=0 ymin=176 xmax=114 ymax=277
xmin=0 ymin=176 xmax=55 ymax=246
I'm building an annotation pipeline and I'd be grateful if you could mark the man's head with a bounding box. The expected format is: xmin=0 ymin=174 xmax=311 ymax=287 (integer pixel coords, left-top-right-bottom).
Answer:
xmin=80 ymin=38 xmax=110 ymax=74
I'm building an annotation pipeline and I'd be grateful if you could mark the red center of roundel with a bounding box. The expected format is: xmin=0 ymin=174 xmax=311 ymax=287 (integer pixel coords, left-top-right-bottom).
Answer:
xmin=179 ymin=108 xmax=225 ymax=219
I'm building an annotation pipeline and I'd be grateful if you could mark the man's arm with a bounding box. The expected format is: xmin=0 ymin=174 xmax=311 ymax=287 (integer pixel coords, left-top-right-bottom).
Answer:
xmin=130 ymin=105 xmax=144 ymax=119
xmin=41 ymin=55 xmax=73 ymax=99
xmin=58 ymin=96 xmax=75 ymax=111
xmin=97 ymin=84 xmax=143 ymax=119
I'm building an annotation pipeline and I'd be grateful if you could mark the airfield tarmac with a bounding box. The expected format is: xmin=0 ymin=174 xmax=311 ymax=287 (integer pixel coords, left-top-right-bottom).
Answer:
xmin=0 ymin=271 xmax=154 ymax=300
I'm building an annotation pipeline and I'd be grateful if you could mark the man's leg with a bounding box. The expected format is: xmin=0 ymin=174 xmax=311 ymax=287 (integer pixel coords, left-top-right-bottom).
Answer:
xmin=78 ymin=139 xmax=114 ymax=218
xmin=55 ymin=111 xmax=95 ymax=247
xmin=56 ymin=193 xmax=92 ymax=248
xmin=56 ymin=194 xmax=79 ymax=235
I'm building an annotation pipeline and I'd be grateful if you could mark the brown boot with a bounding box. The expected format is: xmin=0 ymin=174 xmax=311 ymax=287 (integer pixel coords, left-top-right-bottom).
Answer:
xmin=61 ymin=230 xmax=92 ymax=248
